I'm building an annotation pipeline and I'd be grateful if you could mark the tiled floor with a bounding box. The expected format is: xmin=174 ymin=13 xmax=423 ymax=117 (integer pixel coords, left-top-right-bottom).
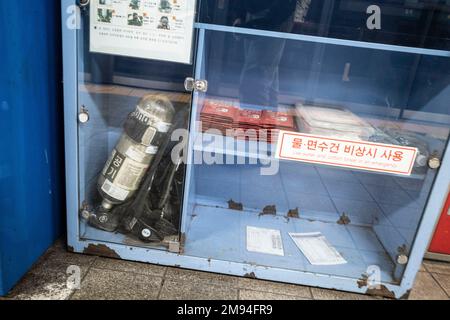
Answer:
xmin=2 ymin=239 xmax=449 ymax=300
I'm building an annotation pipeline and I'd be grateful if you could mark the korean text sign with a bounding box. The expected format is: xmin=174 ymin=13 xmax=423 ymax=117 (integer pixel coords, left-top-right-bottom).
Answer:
xmin=90 ymin=0 xmax=197 ymax=64
xmin=276 ymin=131 xmax=418 ymax=176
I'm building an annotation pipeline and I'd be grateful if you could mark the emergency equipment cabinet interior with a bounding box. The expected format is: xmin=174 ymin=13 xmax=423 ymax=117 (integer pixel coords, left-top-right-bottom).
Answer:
xmin=62 ymin=0 xmax=450 ymax=299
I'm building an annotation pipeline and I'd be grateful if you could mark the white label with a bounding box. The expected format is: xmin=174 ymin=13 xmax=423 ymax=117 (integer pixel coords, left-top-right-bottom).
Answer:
xmin=276 ymin=131 xmax=418 ymax=176
xmin=246 ymin=226 xmax=284 ymax=256
xmin=125 ymin=147 xmax=146 ymax=162
xmin=145 ymin=145 xmax=159 ymax=154
xmin=101 ymin=180 xmax=130 ymax=201
xmin=90 ymin=0 xmax=197 ymax=64
xmin=289 ymin=232 xmax=347 ymax=266
xmin=114 ymin=159 xmax=149 ymax=190
xmin=155 ymin=121 xmax=172 ymax=133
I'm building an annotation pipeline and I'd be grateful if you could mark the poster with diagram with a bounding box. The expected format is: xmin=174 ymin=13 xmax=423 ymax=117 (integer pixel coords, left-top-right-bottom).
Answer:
xmin=90 ymin=0 xmax=197 ymax=64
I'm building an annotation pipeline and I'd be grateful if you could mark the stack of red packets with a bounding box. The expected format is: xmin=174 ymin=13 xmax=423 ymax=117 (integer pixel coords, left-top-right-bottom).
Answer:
xmin=260 ymin=110 xmax=296 ymax=144
xmin=200 ymin=100 xmax=296 ymax=144
xmin=235 ymin=109 xmax=262 ymax=141
xmin=200 ymin=100 xmax=238 ymax=135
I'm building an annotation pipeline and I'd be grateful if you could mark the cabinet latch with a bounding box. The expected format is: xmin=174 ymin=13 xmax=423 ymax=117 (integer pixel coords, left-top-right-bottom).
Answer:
xmin=78 ymin=107 xmax=90 ymax=124
xmin=428 ymin=154 xmax=441 ymax=170
xmin=184 ymin=77 xmax=208 ymax=93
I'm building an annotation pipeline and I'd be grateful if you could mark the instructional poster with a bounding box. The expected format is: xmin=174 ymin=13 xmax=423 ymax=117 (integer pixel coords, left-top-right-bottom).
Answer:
xmin=90 ymin=0 xmax=197 ymax=64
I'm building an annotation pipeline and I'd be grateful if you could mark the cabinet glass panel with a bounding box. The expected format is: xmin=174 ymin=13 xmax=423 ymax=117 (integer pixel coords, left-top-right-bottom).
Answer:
xmin=199 ymin=0 xmax=450 ymax=50
xmin=76 ymin=4 xmax=194 ymax=250
xmin=183 ymin=27 xmax=449 ymax=283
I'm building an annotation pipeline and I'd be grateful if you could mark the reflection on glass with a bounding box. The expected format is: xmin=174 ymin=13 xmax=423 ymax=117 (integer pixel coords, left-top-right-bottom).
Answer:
xmin=235 ymin=0 xmax=299 ymax=107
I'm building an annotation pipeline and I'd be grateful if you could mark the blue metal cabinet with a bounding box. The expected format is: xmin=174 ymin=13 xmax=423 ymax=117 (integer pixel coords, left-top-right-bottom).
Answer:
xmin=63 ymin=0 xmax=450 ymax=298
xmin=0 ymin=2 xmax=64 ymax=295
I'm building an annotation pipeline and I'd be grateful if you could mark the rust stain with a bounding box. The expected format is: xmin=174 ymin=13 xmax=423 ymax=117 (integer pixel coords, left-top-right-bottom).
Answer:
xmin=228 ymin=199 xmax=243 ymax=211
xmin=244 ymin=272 xmax=257 ymax=279
xmin=337 ymin=213 xmax=351 ymax=225
xmin=83 ymin=244 xmax=121 ymax=259
xmin=287 ymin=208 xmax=300 ymax=219
xmin=366 ymin=285 xmax=397 ymax=299
xmin=358 ymin=274 xmax=400 ymax=299
xmin=357 ymin=274 xmax=368 ymax=288
xmin=259 ymin=205 xmax=277 ymax=216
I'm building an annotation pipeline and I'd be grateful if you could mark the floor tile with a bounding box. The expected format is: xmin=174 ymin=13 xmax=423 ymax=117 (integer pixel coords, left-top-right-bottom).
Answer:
xmin=365 ymin=185 xmax=413 ymax=206
xmin=409 ymin=272 xmax=448 ymax=300
xmin=423 ymin=260 xmax=450 ymax=275
xmin=238 ymin=278 xmax=312 ymax=299
xmin=316 ymin=167 xmax=358 ymax=183
xmin=296 ymin=194 xmax=338 ymax=213
xmin=332 ymin=198 xmax=382 ymax=225
xmin=281 ymin=176 xmax=328 ymax=196
xmin=311 ymin=287 xmax=379 ymax=300
xmin=5 ymin=239 xmax=450 ymax=301
xmin=6 ymin=270 xmax=74 ymax=300
xmin=324 ymin=181 xmax=372 ymax=201
xmin=31 ymin=253 xmax=93 ymax=278
xmin=239 ymin=289 xmax=310 ymax=300
xmin=432 ymin=273 xmax=450 ymax=297
xmin=92 ymin=257 xmax=166 ymax=277
xmin=354 ymin=172 xmax=399 ymax=188
xmin=70 ymin=268 xmax=162 ymax=300
xmin=159 ymin=279 xmax=238 ymax=300
xmin=165 ymin=268 xmax=239 ymax=287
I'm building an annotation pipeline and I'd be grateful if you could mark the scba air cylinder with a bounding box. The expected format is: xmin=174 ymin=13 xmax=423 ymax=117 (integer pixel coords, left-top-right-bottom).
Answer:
xmin=98 ymin=94 xmax=175 ymax=211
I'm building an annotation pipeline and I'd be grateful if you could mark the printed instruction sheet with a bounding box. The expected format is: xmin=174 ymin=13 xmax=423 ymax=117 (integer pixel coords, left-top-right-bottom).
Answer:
xmin=289 ymin=232 xmax=347 ymax=265
xmin=90 ymin=0 xmax=196 ymax=63
xmin=247 ymin=226 xmax=284 ymax=256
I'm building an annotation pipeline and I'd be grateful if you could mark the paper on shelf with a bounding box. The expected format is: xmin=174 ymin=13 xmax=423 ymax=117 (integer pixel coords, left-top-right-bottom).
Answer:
xmin=289 ymin=232 xmax=347 ymax=265
xmin=247 ymin=226 xmax=284 ymax=256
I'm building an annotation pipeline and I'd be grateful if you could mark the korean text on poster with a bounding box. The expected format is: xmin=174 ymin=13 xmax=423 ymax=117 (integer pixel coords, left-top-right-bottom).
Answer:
xmin=275 ymin=131 xmax=418 ymax=176
xmin=90 ymin=0 xmax=197 ymax=64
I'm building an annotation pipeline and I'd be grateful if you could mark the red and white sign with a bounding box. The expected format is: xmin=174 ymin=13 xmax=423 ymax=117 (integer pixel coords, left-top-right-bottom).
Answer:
xmin=275 ymin=131 xmax=418 ymax=176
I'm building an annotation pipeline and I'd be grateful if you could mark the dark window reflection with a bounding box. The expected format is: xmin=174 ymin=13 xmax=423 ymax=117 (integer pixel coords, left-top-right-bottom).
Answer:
xmin=199 ymin=0 xmax=450 ymax=51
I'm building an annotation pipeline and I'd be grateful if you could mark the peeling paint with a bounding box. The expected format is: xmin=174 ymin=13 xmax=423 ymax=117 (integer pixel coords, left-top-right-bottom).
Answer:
xmin=243 ymin=272 xmax=257 ymax=279
xmin=365 ymin=285 xmax=397 ymax=299
xmin=83 ymin=244 xmax=121 ymax=259
xmin=337 ymin=213 xmax=351 ymax=225
xmin=287 ymin=208 xmax=300 ymax=219
xmin=358 ymin=274 xmax=399 ymax=299
xmin=228 ymin=199 xmax=243 ymax=211
xmin=259 ymin=205 xmax=276 ymax=216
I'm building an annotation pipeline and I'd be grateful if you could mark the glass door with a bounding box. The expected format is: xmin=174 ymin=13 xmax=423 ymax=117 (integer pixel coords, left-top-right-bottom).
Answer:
xmin=182 ymin=4 xmax=450 ymax=284
xmin=75 ymin=0 xmax=196 ymax=251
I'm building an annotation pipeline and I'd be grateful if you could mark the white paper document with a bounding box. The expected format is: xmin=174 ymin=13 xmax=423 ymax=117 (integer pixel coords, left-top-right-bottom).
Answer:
xmin=246 ymin=227 xmax=284 ymax=256
xmin=90 ymin=0 xmax=197 ymax=64
xmin=289 ymin=232 xmax=347 ymax=265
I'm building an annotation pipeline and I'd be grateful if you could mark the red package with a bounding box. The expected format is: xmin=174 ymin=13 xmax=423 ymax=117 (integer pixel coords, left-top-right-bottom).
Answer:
xmin=237 ymin=110 xmax=262 ymax=126
xmin=201 ymin=100 xmax=238 ymax=121
xmin=261 ymin=110 xmax=295 ymax=129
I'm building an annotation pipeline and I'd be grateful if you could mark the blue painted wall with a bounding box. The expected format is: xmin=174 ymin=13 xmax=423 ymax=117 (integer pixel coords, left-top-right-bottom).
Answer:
xmin=0 ymin=1 xmax=64 ymax=295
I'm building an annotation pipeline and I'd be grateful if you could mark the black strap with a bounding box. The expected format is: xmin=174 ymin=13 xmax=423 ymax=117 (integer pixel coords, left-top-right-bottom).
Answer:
xmin=123 ymin=115 xmax=167 ymax=147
